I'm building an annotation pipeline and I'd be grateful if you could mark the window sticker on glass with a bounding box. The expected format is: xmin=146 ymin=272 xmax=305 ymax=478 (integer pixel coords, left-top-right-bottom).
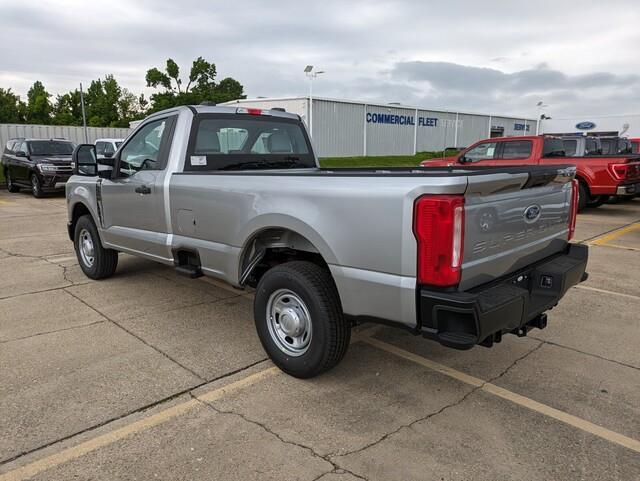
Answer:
xmin=190 ymin=155 xmax=207 ymax=166
xmin=486 ymin=146 xmax=495 ymax=156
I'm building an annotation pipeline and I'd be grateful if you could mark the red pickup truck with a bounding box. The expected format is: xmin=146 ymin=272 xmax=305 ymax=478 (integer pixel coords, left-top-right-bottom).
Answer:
xmin=423 ymin=136 xmax=640 ymax=210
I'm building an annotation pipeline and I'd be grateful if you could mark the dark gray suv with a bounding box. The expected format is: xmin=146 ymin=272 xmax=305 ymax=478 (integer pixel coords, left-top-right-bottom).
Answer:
xmin=2 ymin=138 xmax=75 ymax=197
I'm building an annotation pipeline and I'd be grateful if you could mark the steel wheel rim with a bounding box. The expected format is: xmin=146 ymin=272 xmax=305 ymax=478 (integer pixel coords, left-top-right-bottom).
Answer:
xmin=78 ymin=228 xmax=95 ymax=267
xmin=6 ymin=172 xmax=12 ymax=188
xmin=266 ymin=289 xmax=312 ymax=356
xmin=31 ymin=176 xmax=39 ymax=195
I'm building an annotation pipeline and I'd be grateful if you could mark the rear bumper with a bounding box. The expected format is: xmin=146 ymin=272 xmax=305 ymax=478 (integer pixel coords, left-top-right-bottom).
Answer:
xmin=418 ymin=243 xmax=588 ymax=350
xmin=616 ymin=182 xmax=640 ymax=196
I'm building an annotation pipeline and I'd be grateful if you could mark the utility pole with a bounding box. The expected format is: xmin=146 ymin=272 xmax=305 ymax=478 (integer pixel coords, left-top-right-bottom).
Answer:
xmin=79 ymin=83 xmax=88 ymax=143
xmin=304 ymin=66 xmax=324 ymax=138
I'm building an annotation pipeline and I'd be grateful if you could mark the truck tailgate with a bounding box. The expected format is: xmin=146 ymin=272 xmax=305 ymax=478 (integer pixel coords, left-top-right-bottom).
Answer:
xmin=459 ymin=166 xmax=575 ymax=290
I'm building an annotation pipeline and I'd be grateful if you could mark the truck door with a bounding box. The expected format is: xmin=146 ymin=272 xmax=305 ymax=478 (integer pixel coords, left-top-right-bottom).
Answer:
xmin=99 ymin=115 xmax=177 ymax=262
xmin=495 ymin=139 xmax=536 ymax=165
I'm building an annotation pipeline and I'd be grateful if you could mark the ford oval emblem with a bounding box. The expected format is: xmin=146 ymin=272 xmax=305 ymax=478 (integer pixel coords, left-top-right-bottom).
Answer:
xmin=524 ymin=204 xmax=541 ymax=223
xmin=576 ymin=121 xmax=596 ymax=130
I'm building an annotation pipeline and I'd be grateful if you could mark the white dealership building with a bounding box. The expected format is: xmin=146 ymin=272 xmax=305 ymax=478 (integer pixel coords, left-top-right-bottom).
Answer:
xmin=223 ymin=96 xmax=536 ymax=158
xmin=539 ymin=113 xmax=640 ymax=138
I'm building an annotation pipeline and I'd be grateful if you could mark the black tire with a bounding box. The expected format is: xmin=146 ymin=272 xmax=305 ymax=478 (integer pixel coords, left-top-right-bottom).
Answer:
xmin=577 ymin=182 xmax=588 ymax=212
xmin=74 ymin=214 xmax=118 ymax=280
xmin=586 ymin=195 xmax=608 ymax=208
xmin=30 ymin=174 xmax=44 ymax=198
xmin=254 ymin=261 xmax=350 ymax=378
xmin=5 ymin=170 xmax=19 ymax=193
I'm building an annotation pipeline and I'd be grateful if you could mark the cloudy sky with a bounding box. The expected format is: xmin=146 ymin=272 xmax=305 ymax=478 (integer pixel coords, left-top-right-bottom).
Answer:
xmin=1 ymin=0 xmax=639 ymax=118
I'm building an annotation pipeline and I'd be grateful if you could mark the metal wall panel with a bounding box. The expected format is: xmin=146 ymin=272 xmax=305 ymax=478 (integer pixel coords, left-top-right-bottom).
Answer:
xmin=0 ymin=124 xmax=131 ymax=151
xmin=312 ymin=99 xmax=365 ymax=157
xmin=456 ymin=114 xmax=491 ymax=149
xmin=415 ymin=110 xmax=457 ymax=152
xmin=491 ymin=116 xmax=532 ymax=137
xmin=365 ymin=105 xmax=415 ymax=156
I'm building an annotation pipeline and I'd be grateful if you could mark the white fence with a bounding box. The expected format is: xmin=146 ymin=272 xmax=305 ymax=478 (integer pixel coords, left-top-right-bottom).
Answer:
xmin=0 ymin=124 xmax=132 ymax=150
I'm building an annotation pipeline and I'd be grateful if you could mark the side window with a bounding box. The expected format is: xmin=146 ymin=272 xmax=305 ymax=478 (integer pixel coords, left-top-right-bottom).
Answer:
xmin=119 ymin=118 xmax=172 ymax=176
xmin=463 ymin=142 xmax=497 ymax=162
xmin=562 ymin=140 xmax=577 ymax=156
xmin=19 ymin=141 xmax=29 ymax=154
xmin=601 ymin=140 xmax=612 ymax=155
xmin=501 ymin=140 xmax=532 ymax=159
xmin=95 ymin=142 xmax=106 ymax=155
xmin=585 ymin=139 xmax=600 ymax=155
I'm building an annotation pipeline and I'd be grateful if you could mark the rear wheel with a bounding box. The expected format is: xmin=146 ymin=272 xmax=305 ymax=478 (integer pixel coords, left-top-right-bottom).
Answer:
xmin=254 ymin=261 xmax=350 ymax=378
xmin=577 ymin=182 xmax=588 ymax=212
xmin=5 ymin=170 xmax=19 ymax=193
xmin=74 ymin=215 xmax=118 ymax=279
xmin=31 ymin=174 xmax=44 ymax=198
xmin=586 ymin=195 xmax=608 ymax=208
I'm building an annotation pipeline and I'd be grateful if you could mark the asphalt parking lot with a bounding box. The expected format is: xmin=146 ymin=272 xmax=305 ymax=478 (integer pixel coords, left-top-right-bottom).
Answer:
xmin=0 ymin=190 xmax=638 ymax=481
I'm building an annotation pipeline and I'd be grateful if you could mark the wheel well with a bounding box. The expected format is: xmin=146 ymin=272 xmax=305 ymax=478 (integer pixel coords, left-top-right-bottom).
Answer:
xmin=240 ymin=228 xmax=329 ymax=288
xmin=576 ymin=175 xmax=589 ymax=194
xmin=69 ymin=203 xmax=93 ymax=239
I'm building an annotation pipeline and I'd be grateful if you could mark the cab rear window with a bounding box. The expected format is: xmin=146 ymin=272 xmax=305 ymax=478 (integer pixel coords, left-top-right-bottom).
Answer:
xmin=185 ymin=114 xmax=315 ymax=171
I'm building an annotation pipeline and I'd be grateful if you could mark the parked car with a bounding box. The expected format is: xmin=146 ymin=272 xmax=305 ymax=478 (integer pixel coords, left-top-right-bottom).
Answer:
xmin=600 ymin=136 xmax=633 ymax=155
xmin=561 ymin=136 xmax=601 ymax=156
xmin=2 ymin=138 xmax=75 ymax=197
xmin=422 ymin=135 xmax=640 ymax=210
xmin=95 ymin=138 xmax=124 ymax=160
xmin=66 ymin=105 xmax=587 ymax=378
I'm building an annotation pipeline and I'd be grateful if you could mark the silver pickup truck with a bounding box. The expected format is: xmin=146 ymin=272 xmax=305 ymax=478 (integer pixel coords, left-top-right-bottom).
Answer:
xmin=66 ymin=105 xmax=588 ymax=378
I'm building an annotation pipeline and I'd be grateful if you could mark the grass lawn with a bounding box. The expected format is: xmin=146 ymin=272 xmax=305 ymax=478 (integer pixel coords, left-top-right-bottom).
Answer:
xmin=319 ymin=151 xmax=453 ymax=168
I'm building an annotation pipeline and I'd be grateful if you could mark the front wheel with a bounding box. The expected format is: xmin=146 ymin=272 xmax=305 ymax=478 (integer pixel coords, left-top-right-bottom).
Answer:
xmin=74 ymin=215 xmax=118 ymax=279
xmin=31 ymin=174 xmax=44 ymax=198
xmin=586 ymin=195 xmax=608 ymax=208
xmin=254 ymin=261 xmax=350 ymax=378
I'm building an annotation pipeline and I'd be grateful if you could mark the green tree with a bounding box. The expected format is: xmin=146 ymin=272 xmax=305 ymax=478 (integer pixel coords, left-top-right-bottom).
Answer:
xmin=85 ymin=75 xmax=122 ymax=126
xmin=0 ymin=88 xmax=26 ymax=123
xmin=52 ymin=90 xmax=83 ymax=125
xmin=25 ymin=81 xmax=52 ymax=124
xmin=146 ymin=57 xmax=245 ymax=112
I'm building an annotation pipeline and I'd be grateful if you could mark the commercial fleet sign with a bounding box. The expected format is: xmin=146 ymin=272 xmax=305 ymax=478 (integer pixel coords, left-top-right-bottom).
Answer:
xmin=366 ymin=112 xmax=439 ymax=127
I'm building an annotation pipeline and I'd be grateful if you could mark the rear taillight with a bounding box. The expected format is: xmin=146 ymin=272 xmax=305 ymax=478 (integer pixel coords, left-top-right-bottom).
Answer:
xmin=568 ymin=179 xmax=578 ymax=241
xmin=608 ymin=162 xmax=636 ymax=180
xmin=413 ymin=195 xmax=465 ymax=287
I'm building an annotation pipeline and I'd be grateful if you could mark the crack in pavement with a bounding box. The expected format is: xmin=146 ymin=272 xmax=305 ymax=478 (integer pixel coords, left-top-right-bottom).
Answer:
xmin=328 ymin=341 xmax=545 ymax=461
xmin=0 ymin=320 xmax=107 ymax=345
xmin=0 ymin=358 xmax=271 ymax=467
xmin=193 ymin=395 xmax=369 ymax=481
xmin=529 ymin=336 xmax=640 ymax=372
xmin=0 ymin=246 xmax=81 ymax=288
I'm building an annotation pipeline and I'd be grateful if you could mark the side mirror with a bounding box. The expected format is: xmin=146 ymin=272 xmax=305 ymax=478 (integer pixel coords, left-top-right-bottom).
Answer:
xmin=72 ymin=144 xmax=98 ymax=176
xmin=103 ymin=151 xmax=113 ymax=158
xmin=15 ymin=151 xmax=27 ymax=158
xmin=458 ymin=155 xmax=468 ymax=163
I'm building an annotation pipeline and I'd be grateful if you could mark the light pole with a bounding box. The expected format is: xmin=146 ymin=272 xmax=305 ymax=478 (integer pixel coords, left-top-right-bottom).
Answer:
xmin=304 ymin=65 xmax=324 ymax=138
xmin=535 ymin=101 xmax=548 ymax=135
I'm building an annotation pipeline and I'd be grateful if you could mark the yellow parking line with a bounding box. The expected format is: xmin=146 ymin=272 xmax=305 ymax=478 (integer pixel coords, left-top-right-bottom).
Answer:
xmin=594 ymin=243 xmax=640 ymax=252
xmin=590 ymin=223 xmax=640 ymax=246
xmin=363 ymin=336 xmax=640 ymax=455
xmin=575 ymin=284 xmax=640 ymax=301
xmin=0 ymin=367 xmax=279 ymax=481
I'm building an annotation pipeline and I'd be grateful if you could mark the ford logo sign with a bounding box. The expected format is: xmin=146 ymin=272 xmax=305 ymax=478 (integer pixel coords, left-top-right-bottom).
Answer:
xmin=576 ymin=121 xmax=596 ymax=130
xmin=523 ymin=205 xmax=541 ymax=223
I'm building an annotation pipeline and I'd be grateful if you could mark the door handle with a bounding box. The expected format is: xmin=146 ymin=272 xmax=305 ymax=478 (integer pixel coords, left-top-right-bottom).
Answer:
xmin=135 ymin=185 xmax=151 ymax=195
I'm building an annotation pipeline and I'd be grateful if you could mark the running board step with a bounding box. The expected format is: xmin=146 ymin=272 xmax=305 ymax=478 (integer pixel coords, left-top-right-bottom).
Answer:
xmin=175 ymin=265 xmax=203 ymax=278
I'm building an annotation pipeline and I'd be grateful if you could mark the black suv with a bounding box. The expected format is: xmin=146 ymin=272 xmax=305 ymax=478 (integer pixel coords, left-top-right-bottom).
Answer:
xmin=2 ymin=138 xmax=75 ymax=197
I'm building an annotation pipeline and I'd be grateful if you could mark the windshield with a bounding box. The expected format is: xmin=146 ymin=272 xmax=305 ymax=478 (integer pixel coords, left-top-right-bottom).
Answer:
xmin=185 ymin=114 xmax=315 ymax=171
xmin=28 ymin=140 xmax=74 ymax=156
